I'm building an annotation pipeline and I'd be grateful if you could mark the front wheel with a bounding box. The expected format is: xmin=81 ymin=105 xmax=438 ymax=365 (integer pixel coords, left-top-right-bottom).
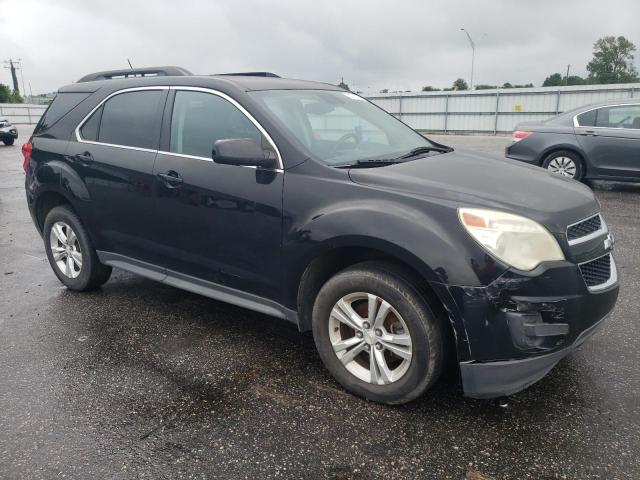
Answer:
xmin=312 ymin=262 xmax=445 ymax=405
xmin=2 ymin=137 xmax=14 ymax=146
xmin=43 ymin=205 xmax=112 ymax=291
xmin=542 ymin=150 xmax=584 ymax=181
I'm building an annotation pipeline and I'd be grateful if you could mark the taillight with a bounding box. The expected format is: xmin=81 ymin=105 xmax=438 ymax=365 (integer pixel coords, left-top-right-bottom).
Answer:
xmin=22 ymin=142 xmax=32 ymax=172
xmin=512 ymin=130 xmax=534 ymax=142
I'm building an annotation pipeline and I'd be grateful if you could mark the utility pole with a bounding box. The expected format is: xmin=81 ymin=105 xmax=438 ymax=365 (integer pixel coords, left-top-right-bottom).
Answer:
xmin=460 ymin=28 xmax=476 ymax=90
xmin=565 ymin=64 xmax=571 ymax=86
xmin=3 ymin=59 xmax=20 ymax=92
xmin=17 ymin=59 xmax=26 ymax=98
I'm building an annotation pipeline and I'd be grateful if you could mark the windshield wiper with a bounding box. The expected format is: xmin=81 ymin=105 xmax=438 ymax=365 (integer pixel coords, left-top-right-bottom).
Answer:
xmin=335 ymin=159 xmax=403 ymax=168
xmin=398 ymin=145 xmax=453 ymax=159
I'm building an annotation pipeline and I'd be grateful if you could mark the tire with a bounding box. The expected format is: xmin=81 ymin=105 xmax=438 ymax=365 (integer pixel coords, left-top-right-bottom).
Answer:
xmin=2 ymin=137 xmax=14 ymax=146
xmin=43 ymin=205 xmax=112 ymax=291
xmin=541 ymin=150 xmax=584 ymax=181
xmin=312 ymin=261 xmax=445 ymax=405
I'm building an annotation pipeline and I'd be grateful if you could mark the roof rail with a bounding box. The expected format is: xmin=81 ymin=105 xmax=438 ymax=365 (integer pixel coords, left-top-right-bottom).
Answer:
xmin=217 ymin=72 xmax=281 ymax=78
xmin=77 ymin=66 xmax=193 ymax=83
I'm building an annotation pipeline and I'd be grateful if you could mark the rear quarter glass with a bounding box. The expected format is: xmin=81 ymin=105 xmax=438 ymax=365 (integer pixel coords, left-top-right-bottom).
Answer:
xmin=34 ymin=92 xmax=91 ymax=135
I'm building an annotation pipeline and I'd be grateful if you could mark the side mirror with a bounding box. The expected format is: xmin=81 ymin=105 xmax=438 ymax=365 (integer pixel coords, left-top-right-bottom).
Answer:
xmin=212 ymin=138 xmax=275 ymax=168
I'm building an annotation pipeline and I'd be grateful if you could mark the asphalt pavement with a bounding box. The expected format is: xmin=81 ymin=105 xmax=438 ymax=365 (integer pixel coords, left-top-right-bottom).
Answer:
xmin=1 ymin=126 xmax=638 ymax=479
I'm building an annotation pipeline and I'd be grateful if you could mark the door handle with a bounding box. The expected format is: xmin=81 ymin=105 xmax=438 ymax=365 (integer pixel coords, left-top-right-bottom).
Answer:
xmin=578 ymin=130 xmax=598 ymax=136
xmin=158 ymin=171 xmax=183 ymax=188
xmin=64 ymin=151 xmax=94 ymax=164
xmin=76 ymin=152 xmax=94 ymax=162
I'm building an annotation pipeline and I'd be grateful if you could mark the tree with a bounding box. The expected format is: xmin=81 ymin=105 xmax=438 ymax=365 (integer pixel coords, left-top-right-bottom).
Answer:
xmin=545 ymin=73 xmax=586 ymax=86
xmin=421 ymin=85 xmax=440 ymax=92
xmin=0 ymin=84 xmax=11 ymax=103
xmin=566 ymin=76 xmax=585 ymax=86
xmin=379 ymin=88 xmax=389 ymax=93
xmin=587 ymin=36 xmax=639 ymax=84
xmin=0 ymin=84 xmax=22 ymax=103
xmin=10 ymin=90 xmax=23 ymax=103
xmin=452 ymin=78 xmax=468 ymax=91
xmin=543 ymin=73 xmax=563 ymax=87
xmin=475 ymin=84 xmax=498 ymax=90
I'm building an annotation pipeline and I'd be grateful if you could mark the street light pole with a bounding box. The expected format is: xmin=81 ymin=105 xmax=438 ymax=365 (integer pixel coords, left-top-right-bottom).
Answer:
xmin=461 ymin=28 xmax=475 ymax=90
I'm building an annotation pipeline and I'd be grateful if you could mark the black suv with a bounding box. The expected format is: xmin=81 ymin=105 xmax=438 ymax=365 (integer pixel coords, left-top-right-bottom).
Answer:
xmin=23 ymin=67 xmax=619 ymax=404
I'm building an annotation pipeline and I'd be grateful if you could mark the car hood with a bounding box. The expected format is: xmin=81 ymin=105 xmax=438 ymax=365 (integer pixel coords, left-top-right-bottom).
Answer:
xmin=348 ymin=150 xmax=598 ymax=233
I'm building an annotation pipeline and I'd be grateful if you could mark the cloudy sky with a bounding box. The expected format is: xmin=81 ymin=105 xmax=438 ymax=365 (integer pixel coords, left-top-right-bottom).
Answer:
xmin=0 ymin=0 xmax=638 ymax=95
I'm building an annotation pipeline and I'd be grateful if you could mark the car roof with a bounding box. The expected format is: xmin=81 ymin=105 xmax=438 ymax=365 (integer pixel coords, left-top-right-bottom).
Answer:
xmin=58 ymin=74 xmax=343 ymax=94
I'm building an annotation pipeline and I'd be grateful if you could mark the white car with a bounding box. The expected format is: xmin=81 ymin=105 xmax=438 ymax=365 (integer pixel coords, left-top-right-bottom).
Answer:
xmin=0 ymin=117 xmax=18 ymax=145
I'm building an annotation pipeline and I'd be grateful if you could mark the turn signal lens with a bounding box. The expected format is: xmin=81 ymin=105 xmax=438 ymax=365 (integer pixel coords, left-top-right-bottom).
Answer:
xmin=512 ymin=130 xmax=533 ymax=142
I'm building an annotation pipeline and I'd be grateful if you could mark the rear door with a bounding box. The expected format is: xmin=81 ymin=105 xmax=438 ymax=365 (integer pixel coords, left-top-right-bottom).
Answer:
xmin=152 ymin=88 xmax=284 ymax=301
xmin=574 ymin=104 xmax=640 ymax=178
xmin=66 ymin=87 xmax=168 ymax=266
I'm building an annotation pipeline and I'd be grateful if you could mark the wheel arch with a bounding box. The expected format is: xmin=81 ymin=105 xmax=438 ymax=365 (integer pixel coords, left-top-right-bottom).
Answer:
xmin=537 ymin=145 xmax=588 ymax=175
xmin=33 ymin=189 xmax=74 ymax=234
xmin=293 ymin=239 xmax=464 ymax=362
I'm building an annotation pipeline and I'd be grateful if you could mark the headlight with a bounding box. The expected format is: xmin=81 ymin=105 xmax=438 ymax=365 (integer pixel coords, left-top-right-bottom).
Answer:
xmin=458 ymin=208 xmax=564 ymax=271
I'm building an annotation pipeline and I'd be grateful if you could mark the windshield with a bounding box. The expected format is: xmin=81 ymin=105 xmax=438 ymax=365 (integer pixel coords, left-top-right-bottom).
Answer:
xmin=249 ymin=90 xmax=436 ymax=166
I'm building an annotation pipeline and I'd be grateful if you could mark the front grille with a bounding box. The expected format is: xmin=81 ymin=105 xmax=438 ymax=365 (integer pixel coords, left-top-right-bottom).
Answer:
xmin=579 ymin=254 xmax=612 ymax=287
xmin=567 ymin=214 xmax=602 ymax=242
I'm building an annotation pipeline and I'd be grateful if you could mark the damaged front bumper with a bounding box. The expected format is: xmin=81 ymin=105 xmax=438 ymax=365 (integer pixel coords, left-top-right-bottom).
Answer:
xmin=459 ymin=312 xmax=609 ymax=398
xmin=433 ymin=258 xmax=619 ymax=399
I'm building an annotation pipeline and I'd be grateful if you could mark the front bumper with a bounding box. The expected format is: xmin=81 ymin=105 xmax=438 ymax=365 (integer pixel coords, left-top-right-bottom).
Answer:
xmin=460 ymin=312 xmax=609 ymax=398
xmin=433 ymin=256 xmax=619 ymax=399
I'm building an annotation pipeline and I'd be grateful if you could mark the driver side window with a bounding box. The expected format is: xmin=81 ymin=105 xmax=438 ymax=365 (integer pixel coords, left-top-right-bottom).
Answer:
xmin=170 ymin=90 xmax=270 ymax=158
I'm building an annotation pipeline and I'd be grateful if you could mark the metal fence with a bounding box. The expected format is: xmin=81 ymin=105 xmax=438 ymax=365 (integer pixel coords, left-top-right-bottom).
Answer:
xmin=0 ymin=103 xmax=47 ymax=125
xmin=366 ymin=83 xmax=640 ymax=134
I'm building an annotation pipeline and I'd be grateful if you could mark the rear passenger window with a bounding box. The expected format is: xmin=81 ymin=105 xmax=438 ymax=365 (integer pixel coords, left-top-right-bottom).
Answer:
xmin=80 ymin=105 xmax=102 ymax=141
xmin=34 ymin=92 xmax=90 ymax=134
xmin=169 ymin=91 xmax=265 ymax=158
xmin=576 ymin=109 xmax=597 ymax=127
xmin=96 ymin=90 xmax=165 ymax=149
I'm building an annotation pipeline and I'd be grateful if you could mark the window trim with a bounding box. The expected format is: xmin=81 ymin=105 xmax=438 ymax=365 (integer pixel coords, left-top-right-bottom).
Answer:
xmin=75 ymin=85 xmax=283 ymax=170
xmin=160 ymin=86 xmax=283 ymax=170
xmin=75 ymin=86 xmax=168 ymax=153
xmin=573 ymin=102 xmax=640 ymax=129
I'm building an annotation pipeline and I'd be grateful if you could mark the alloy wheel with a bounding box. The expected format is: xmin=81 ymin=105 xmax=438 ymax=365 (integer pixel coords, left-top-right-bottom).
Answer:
xmin=49 ymin=221 xmax=82 ymax=278
xmin=328 ymin=292 xmax=412 ymax=385
xmin=547 ymin=156 xmax=577 ymax=178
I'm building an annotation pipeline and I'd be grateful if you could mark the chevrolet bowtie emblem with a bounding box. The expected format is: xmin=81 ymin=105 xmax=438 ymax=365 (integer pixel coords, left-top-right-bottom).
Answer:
xmin=604 ymin=233 xmax=614 ymax=251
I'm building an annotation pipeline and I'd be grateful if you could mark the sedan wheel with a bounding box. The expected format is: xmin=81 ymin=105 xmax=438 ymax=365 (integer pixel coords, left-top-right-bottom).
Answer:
xmin=49 ymin=221 xmax=83 ymax=278
xmin=329 ymin=292 xmax=413 ymax=385
xmin=546 ymin=156 xmax=577 ymax=178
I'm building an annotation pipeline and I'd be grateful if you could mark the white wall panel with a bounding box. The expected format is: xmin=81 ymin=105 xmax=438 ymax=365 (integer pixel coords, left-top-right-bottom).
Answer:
xmin=367 ymin=84 xmax=640 ymax=133
xmin=0 ymin=104 xmax=46 ymax=124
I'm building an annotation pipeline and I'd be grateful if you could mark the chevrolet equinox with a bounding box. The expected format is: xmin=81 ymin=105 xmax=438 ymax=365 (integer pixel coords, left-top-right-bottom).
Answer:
xmin=23 ymin=67 xmax=619 ymax=404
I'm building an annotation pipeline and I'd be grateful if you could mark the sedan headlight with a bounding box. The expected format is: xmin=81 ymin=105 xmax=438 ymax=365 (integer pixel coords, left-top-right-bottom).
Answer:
xmin=458 ymin=208 xmax=564 ymax=271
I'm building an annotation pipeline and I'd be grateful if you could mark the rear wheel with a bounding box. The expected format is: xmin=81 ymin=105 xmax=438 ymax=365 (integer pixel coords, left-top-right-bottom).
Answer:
xmin=312 ymin=262 xmax=445 ymax=404
xmin=542 ymin=150 xmax=584 ymax=181
xmin=44 ymin=206 xmax=112 ymax=291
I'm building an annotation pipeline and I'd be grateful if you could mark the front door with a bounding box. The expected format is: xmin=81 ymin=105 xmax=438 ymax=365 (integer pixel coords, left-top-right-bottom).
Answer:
xmin=66 ymin=88 xmax=168 ymax=265
xmin=152 ymin=88 xmax=284 ymax=301
xmin=575 ymin=104 xmax=640 ymax=178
